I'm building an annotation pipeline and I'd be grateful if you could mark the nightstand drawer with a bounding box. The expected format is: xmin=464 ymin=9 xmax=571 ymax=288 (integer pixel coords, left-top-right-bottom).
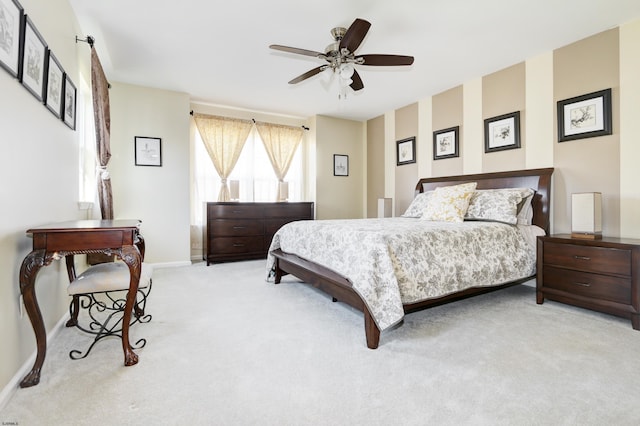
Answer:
xmin=209 ymin=219 xmax=263 ymax=237
xmin=543 ymin=242 xmax=631 ymax=276
xmin=543 ymin=266 xmax=631 ymax=304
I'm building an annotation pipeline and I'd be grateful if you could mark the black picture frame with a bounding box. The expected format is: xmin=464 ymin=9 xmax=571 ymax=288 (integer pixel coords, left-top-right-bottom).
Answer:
xmin=396 ymin=136 xmax=416 ymax=166
xmin=433 ymin=126 xmax=459 ymax=160
xmin=62 ymin=74 xmax=76 ymax=129
xmin=333 ymin=154 xmax=348 ymax=176
xmin=44 ymin=50 xmax=64 ymax=118
xmin=0 ymin=0 xmax=24 ymax=78
xmin=135 ymin=136 xmax=162 ymax=166
xmin=484 ymin=111 xmax=521 ymax=153
xmin=20 ymin=15 xmax=47 ymax=101
xmin=557 ymin=88 xmax=612 ymax=142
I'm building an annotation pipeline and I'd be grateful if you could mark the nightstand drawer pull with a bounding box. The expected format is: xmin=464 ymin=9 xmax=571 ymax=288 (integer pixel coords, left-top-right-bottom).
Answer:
xmin=233 ymin=243 xmax=245 ymax=247
xmin=574 ymin=255 xmax=591 ymax=261
xmin=232 ymin=226 xmax=246 ymax=230
xmin=573 ymin=282 xmax=591 ymax=287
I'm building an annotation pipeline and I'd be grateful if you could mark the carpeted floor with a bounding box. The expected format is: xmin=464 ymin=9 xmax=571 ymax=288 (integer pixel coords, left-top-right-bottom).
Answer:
xmin=2 ymin=259 xmax=640 ymax=425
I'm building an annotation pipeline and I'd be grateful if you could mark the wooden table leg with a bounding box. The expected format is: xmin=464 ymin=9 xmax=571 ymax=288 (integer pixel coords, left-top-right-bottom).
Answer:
xmin=19 ymin=249 xmax=51 ymax=388
xmin=119 ymin=245 xmax=141 ymax=366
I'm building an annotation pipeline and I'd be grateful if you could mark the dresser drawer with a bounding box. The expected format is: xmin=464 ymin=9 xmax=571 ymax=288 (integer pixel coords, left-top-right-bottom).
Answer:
xmin=209 ymin=236 xmax=264 ymax=254
xmin=264 ymin=203 xmax=312 ymax=218
xmin=208 ymin=204 xmax=262 ymax=219
xmin=543 ymin=242 xmax=631 ymax=276
xmin=542 ymin=266 xmax=631 ymax=304
xmin=209 ymin=219 xmax=263 ymax=237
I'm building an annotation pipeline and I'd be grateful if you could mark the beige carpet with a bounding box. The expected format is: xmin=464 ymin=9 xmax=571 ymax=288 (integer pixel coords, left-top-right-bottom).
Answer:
xmin=2 ymin=259 xmax=640 ymax=425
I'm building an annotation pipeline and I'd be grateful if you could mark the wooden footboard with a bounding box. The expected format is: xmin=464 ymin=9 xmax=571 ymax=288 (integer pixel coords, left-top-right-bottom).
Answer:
xmin=271 ymin=249 xmax=381 ymax=349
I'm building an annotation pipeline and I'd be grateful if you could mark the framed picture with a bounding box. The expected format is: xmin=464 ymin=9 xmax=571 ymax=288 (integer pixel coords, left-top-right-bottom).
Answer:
xmin=20 ymin=15 xmax=47 ymax=101
xmin=396 ymin=136 xmax=416 ymax=166
xmin=135 ymin=136 xmax=162 ymax=166
xmin=484 ymin=111 xmax=521 ymax=153
xmin=0 ymin=0 xmax=24 ymax=78
xmin=44 ymin=50 xmax=64 ymax=118
xmin=433 ymin=126 xmax=459 ymax=160
xmin=333 ymin=154 xmax=348 ymax=176
xmin=62 ymin=74 xmax=76 ymax=129
xmin=557 ymin=88 xmax=612 ymax=142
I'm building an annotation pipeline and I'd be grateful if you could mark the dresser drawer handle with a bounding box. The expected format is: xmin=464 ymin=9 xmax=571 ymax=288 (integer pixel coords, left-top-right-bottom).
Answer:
xmin=233 ymin=243 xmax=245 ymax=247
xmin=574 ymin=255 xmax=591 ymax=261
xmin=232 ymin=210 xmax=243 ymax=214
xmin=233 ymin=226 xmax=246 ymax=230
xmin=573 ymin=282 xmax=591 ymax=287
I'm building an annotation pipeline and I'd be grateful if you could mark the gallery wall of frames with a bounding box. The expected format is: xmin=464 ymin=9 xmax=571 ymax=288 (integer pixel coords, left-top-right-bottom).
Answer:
xmin=0 ymin=0 xmax=76 ymax=130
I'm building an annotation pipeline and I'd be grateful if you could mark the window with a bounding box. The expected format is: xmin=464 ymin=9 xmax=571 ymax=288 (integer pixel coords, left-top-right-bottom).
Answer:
xmin=192 ymin=126 xmax=304 ymax=227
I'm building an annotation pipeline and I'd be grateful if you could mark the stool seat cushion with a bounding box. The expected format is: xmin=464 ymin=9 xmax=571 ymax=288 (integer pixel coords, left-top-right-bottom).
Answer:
xmin=68 ymin=262 xmax=153 ymax=295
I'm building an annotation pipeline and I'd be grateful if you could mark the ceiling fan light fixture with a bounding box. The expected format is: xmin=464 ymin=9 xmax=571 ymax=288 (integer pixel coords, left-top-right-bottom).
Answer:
xmin=340 ymin=63 xmax=355 ymax=79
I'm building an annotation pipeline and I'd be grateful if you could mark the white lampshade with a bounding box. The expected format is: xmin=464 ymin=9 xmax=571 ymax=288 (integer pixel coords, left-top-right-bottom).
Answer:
xmin=229 ymin=180 xmax=239 ymax=201
xmin=278 ymin=181 xmax=289 ymax=202
xmin=571 ymin=192 xmax=602 ymax=239
xmin=377 ymin=198 xmax=392 ymax=218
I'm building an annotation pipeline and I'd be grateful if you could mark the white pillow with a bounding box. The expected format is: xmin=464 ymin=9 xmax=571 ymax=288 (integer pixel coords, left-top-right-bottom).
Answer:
xmin=516 ymin=190 xmax=536 ymax=225
xmin=401 ymin=191 xmax=433 ymax=218
xmin=420 ymin=182 xmax=477 ymax=222
xmin=465 ymin=189 xmax=525 ymax=225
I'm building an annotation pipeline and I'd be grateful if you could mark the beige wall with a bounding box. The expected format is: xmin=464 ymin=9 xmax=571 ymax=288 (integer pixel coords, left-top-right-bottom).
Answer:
xmin=482 ymin=63 xmax=526 ymax=172
xmin=432 ymin=86 xmax=463 ymax=177
xmin=315 ymin=115 xmax=365 ymax=219
xmin=0 ymin=0 xmax=85 ymax=396
xmin=367 ymin=116 xmax=385 ymax=217
xmin=553 ymin=29 xmax=620 ymax=236
xmin=394 ymin=104 xmax=419 ymax=215
xmin=369 ymin=25 xmax=633 ymax=236
xmin=109 ymin=83 xmax=192 ymax=265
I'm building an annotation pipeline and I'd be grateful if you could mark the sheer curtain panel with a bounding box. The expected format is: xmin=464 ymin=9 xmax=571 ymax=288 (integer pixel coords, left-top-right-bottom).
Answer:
xmin=254 ymin=121 xmax=303 ymax=201
xmin=193 ymin=113 xmax=253 ymax=201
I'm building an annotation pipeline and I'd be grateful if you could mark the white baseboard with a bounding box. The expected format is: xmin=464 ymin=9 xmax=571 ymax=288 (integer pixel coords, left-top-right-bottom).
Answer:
xmin=0 ymin=313 xmax=68 ymax=412
xmin=150 ymin=260 xmax=192 ymax=269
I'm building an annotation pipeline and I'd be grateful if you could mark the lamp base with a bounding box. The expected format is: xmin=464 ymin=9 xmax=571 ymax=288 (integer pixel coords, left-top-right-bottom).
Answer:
xmin=571 ymin=232 xmax=602 ymax=240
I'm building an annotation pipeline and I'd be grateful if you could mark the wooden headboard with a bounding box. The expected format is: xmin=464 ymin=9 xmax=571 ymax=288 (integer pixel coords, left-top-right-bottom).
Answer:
xmin=415 ymin=168 xmax=554 ymax=234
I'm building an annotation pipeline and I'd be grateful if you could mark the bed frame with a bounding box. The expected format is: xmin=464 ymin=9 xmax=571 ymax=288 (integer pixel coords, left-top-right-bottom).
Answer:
xmin=271 ymin=168 xmax=554 ymax=349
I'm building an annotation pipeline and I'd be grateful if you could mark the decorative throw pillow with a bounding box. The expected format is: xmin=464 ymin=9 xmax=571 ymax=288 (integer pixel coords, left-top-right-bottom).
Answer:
xmin=465 ymin=189 xmax=525 ymax=225
xmin=516 ymin=189 xmax=536 ymax=225
xmin=420 ymin=182 xmax=477 ymax=222
xmin=401 ymin=191 xmax=433 ymax=218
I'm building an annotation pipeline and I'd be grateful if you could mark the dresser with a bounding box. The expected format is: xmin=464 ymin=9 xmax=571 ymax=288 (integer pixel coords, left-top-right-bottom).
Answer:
xmin=536 ymin=234 xmax=640 ymax=330
xmin=204 ymin=202 xmax=314 ymax=264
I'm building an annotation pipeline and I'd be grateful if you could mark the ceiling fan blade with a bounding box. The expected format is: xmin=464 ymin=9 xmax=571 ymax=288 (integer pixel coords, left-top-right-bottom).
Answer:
xmin=339 ymin=18 xmax=371 ymax=53
xmin=349 ymin=69 xmax=364 ymax=91
xmin=357 ymin=54 xmax=415 ymax=66
xmin=288 ymin=66 xmax=326 ymax=84
xmin=270 ymin=44 xmax=325 ymax=58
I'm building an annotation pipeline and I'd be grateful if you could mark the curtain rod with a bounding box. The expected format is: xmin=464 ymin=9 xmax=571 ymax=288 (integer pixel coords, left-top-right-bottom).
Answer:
xmin=75 ymin=35 xmax=95 ymax=48
xmin=189 ymin=111 xmax=309 ymax=131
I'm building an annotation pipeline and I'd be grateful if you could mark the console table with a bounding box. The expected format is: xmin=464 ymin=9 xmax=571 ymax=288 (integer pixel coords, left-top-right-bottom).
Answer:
xmin=19 ymin=220 xmax=144 ymax=388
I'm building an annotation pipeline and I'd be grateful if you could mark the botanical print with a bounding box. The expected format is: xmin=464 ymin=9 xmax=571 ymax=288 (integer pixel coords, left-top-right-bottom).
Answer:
xmin=46 ymin=57 xmax=63 ymax=114
xmin=0 ymin=0 xmax=21 ymax=75
xmin=399 ymin=140 xmax=412 ymax=161
xmin=24 ymin=34 xmax=42 ymax=84
xmin=437 ymin=134 xmax=453 ymax=155
xmin=569 ymin=104 xmax=596 ymax=129
xmin=490 ymin=119 xmax=513 ymax=148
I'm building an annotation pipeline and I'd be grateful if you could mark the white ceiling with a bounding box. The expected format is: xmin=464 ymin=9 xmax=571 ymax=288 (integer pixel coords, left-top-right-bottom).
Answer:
xmin=68 ymin=0 xmax=640 ymax=122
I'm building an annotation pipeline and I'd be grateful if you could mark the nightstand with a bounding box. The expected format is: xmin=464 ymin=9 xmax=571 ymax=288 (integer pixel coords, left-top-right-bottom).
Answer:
xmin=537 ymin=234 xmax=640 ymax=330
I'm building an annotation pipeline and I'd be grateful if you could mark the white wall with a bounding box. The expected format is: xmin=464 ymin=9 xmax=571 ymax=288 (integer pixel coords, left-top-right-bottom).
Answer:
xmin=0 ymin=0 xmax=85 ymax=396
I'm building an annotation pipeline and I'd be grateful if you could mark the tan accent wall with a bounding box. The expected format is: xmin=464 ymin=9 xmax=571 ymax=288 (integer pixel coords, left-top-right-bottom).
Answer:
xmin=367 ymin=115 xmax=385 ymax=217
xmin=394 ymin=103 xmax=419 ymax=216
xmin=553 ymin=29 xmax=620 ymax=236
xmin=432 ymin=86 xmax=464 ymax=177
xmin=482 ymin=63 xmax=526 ymax=172
xmin=315 ymin=115 xmax=365 ymax=219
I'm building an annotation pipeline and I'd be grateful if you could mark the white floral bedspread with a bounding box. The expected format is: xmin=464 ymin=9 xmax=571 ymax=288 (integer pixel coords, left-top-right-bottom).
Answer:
xmin=266 ymin=217 xmax=540 ymax=332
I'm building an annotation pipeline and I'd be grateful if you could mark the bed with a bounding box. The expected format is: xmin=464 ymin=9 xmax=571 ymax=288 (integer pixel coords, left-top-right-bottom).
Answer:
xmin=267 ymin=168 xmax=554 ymax=349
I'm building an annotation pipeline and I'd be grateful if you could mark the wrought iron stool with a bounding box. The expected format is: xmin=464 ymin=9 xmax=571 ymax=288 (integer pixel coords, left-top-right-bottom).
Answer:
xmin=65 ymin=261 xmax=153 ymax=360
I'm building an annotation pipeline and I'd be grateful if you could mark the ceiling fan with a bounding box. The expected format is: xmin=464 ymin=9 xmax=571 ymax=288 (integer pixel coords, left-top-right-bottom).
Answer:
xmin=269 ymin=18 xmax=414 ymax=93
